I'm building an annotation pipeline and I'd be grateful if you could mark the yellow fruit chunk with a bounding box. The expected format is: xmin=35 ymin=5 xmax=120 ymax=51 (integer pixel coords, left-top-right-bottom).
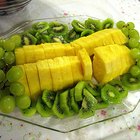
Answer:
xmin=64 ymin=44 xmax=75 ymax=56
xmin=78 ymin=48 xmax=92 ymax=80
xmin=15 ymin=48 xmax=25 ymax=65
xmin=34 ymin=47 xmax=45 ymax=62
xmin=52 ymin=43 xmax=66 ymax=57
xmin=36 ymin=60 xmax=53 ymax=91
xmin=23 ymin=45 xmax=36 ymax=63
xmin=24 ymin=63 xmax=41 ymax=100
xmin=69 ymin=56 xmax=84 ymax=84
xmin=48 ymin=59 xmax=63 ymax=91
xmin=93 ymin=44 xmax=134 ymax=83
xmin=41 ymin=43 xmax=55 ymax=59
xmin=18 ymin=65 xmax=30 ymax=97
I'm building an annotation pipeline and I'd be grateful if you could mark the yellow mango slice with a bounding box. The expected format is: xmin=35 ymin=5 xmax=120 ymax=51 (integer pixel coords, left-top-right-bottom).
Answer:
xmin=36 ymin=60 xmax=53 ymax=91
xmin=24 ymin=63 xmax=41 ymax=100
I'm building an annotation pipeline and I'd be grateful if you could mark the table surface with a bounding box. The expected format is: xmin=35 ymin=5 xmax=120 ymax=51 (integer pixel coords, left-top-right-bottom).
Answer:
xmin=0 ymin=0 xmax=140 ymax=140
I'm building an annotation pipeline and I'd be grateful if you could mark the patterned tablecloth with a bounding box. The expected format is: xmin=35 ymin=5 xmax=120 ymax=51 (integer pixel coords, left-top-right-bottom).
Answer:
xmin=0 ymin=0 xmax=140 ymax=139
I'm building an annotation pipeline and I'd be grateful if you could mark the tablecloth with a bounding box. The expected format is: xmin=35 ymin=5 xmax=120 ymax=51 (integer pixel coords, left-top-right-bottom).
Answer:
xmin=0 ymin=0 xmax=140 ymax=139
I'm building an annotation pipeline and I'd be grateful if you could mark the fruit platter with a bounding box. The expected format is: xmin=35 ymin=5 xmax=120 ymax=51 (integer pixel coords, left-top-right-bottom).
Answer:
xmin=0 ymin=15 xmax=140 ymax=133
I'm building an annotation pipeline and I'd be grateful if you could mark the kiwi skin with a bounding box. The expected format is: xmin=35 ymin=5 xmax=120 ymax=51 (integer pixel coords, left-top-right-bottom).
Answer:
xmin=79 ymin=88 xmax=97 ymax=119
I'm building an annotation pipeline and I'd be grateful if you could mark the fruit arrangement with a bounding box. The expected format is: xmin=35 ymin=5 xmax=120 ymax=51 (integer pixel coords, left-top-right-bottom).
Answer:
xmin=0 ymin=17 xmax=140 ymax=119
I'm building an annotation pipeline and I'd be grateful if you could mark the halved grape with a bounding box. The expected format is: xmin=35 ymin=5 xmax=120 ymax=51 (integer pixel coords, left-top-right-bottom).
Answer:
xmin=4 ymin=51 xmax=15 ymax=65
xmin=0 ymin=70 xmax=5 ymax=83
xmin=129 ymin=65 xmax=140 ymax=77
xmin=0 ymin=95 xmax=15 ymax=113
xmin=15 ymin=95 xmax=31 ymax=109
xmin=10 ymin=82 xmax=25 ymax=96
xmin=6 ymin=66 xmax=23 ymax=82
xmin=116 ymin=21 xmax=125 ymax=29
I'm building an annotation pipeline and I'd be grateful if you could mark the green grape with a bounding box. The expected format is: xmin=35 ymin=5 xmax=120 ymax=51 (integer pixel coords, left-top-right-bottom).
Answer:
xmin=0 ymin=60 xmax=5 ymax=69
xmin=0 ymin=47 xmax=5 ymax=59
xmin=126 ymin=22 xmax=135 ymax=29
xmin=116 ymin=21 xmax=125 ymax=29
xmin=121 ymin=27 xmax=129 ymax=37
xmin=15 ymin=95 xmax=31 ymax=109
xmin=3 ymin=39 xmax=16 ymax=51
xmin=130 ymin=48 xmax=140 ymax=59
xmin=128 ymin=38 xmax=139 ymax=48
xmin=10 ymin=35 xmax=21 ymax=48
xmin=129 ymin=65 xmax=140 ymax=77
xmin=0 ymin=95 xmax=15 ymax=113
xmin=0 ymin=70 xmax=5 ymax=83
xmin=4 ymin=51 xmax=15 ymax=65
xmin=0 ymin=88 xmax=10 ymax=99
xmin=10 ymin=82 xmax=25 ymax=96
xmin=6 ymin=66 xmax=23 ymax=82
xmin=0 ymin=39 xmax=5 ymax=48
xmin=129 ymin=29 xmax=139 ymax=40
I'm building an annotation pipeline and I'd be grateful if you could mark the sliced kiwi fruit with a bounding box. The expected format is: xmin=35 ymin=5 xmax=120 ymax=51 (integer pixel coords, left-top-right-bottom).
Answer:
xmin=69 ymin=88 xmax=80 ymax=113
xmin=81 ymin=29 xmax=94 ymax=37
xmin=49 ymin=34 xmax=66 ymax=43
xmin=64 ymin=28 xmax=80 ymax=43
xmin=102 ymin=18 xmax=114 ymax=29
xmin=74 ymin=81 xmax=87 ymax=102
xmin=42 ymin=89 xmax=56 ymax=109
xmin=85 ymin=82 xmax=100 ymax=96
xmin=21 ymin=104 xmax=36 ymax=117
xmin=36 ymin=97 xmax=53 ymax=117
xmin=85 ymin=18 xmax=102 ymax=31
xmin=59 ymin=89 xmax=74 ymax=116
xmin=52 ymin=93 xmax=65 ymax=119
xmin=71 ymin=20 xmax=86 ymax=33
xmin=21 ymin=33 xmax=37 ymax=45
xmin=79 ymin=88 xmax=98 ymax=119
xmin=48 ymin=21 xmax=68 ymax=36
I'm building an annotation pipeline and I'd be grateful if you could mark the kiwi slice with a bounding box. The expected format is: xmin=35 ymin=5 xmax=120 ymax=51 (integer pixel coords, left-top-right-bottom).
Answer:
xmin=49 ymin=34 xmax=66 ymax=43
xmin=69 ymin=88 xmax=80 ymax=113
xmin=48 ymin=21 xmax=68 ymax=36
xmin=41 ymin=35 xmax=51 ymax=43
xmin=79 ymin=88 xmax=98 ymax=119
xmin=74 ymin=81 xmax=87 ymax=102
xmin=21 ymin=33 xmax=37 ymax=45
xmin=85 ymin=18 xmax=102 ymax=31
xmin=52 ymin=93 xmax=65 ymax=119
xmin=42 ymin=89 xmax=56 ymax=109
xmin=21 ymin=105 xmax=36 ymax=117
xmin=36 ymin=97 xmax=53 ymax=117
xmin=64 ymin=28 xmax=80 ymax=43
xmin=81 ymin=29 xmax=94 ymax=37
xmin=71 ymin=20 xmax=85 ymax=33
xmin=59 ymin=89 xmax=74 ymax=116
xmin=85 ymin=83 xmax=100 ymax=96
xmin=102 ymin=18 xmax=114 ymax=29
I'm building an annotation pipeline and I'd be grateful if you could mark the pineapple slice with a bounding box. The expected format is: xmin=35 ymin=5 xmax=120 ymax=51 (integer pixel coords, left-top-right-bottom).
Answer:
xmin=41 ymin=43 xmax=55 ymax=59
xmin=69 ymin=56 xmax=84 ymax=84
xmin=93 ymin=44 xmax=134 ymax=83
xmin=70 ymin=42 xmax=83 ymax=55
xmin=64 ymin=44 xmax=75 ymax=56
xmin=24 ymin=63 xmax=41 ymax=100
xmin=36 ymin=60 xmax=53 ymax=91
xmin=15 ymin=48 xmax=25 ymax=65
xmin=78 ymin=48 xmax=92 ymax=80
xmin=18 ymin=65 xmax=30 ymax=97
xmin=34 ymin=47 xmax=45 ymax=61
xmin=47 ymin=59 xmax=63 ymax=91
xmin=23 ymin=45 xmax=36 ymax=63
xmin=52 ymin=43 xmax=66 ymax=57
